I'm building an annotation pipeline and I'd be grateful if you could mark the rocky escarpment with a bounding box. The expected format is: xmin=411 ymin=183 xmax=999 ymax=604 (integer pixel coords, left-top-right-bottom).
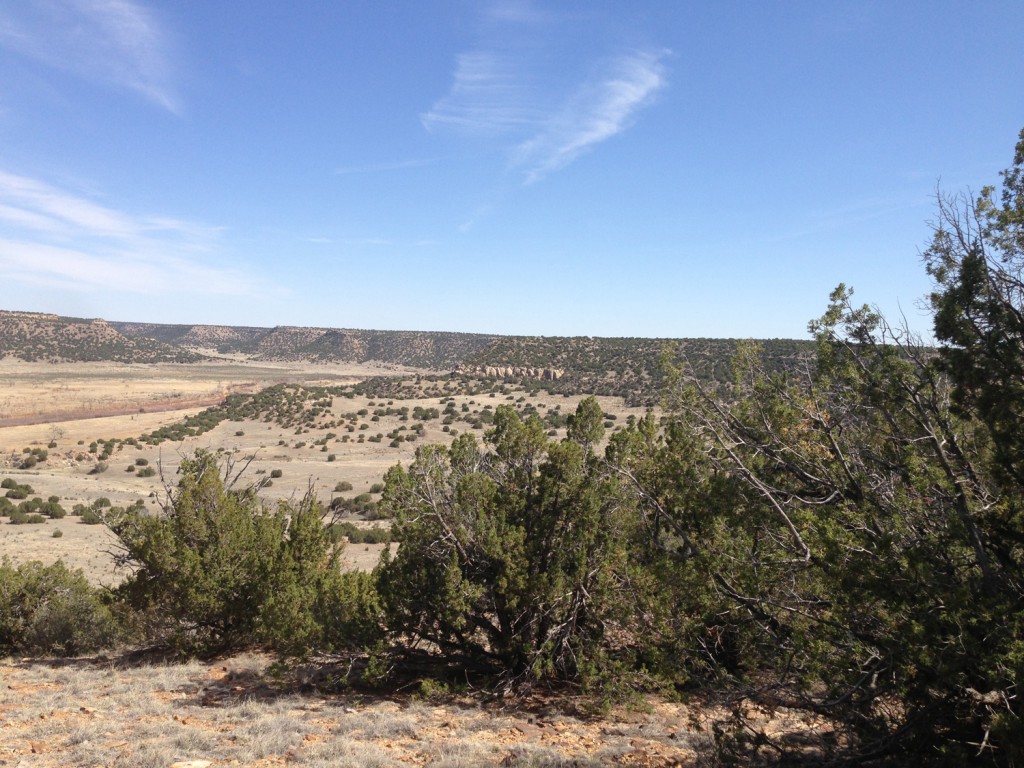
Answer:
xmin=455 ymin=364 xmax=564 ymax=381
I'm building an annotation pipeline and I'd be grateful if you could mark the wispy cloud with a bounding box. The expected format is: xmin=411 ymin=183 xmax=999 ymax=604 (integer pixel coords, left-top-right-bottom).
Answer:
xmin=422 ymin=4 xmax=668 ymax=183
xmin=0 ymin=0 xmax=179 ymax=112
xmin=514 ymin=51 xmax=668 ymax=183
xmin=0 ymin=170 xmax=257 ymax=296
xmin=422 ymin=51 xmax=545 ymax=134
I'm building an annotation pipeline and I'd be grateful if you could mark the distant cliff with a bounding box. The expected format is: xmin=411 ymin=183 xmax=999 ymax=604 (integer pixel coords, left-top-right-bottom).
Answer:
xmin=1 ymin=309 xmax=816 ymax=405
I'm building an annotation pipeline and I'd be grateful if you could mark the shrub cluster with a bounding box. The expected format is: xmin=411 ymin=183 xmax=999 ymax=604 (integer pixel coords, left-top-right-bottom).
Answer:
xmin=0 ymin=559 xmax=123 ymax=656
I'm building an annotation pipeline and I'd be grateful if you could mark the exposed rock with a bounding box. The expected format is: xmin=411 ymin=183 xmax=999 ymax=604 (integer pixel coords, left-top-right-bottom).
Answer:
xmin=455 ymin=364 xmax=564 ymax=381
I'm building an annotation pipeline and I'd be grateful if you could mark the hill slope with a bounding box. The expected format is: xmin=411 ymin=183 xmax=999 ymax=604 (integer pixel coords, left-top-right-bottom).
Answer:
xmin=0 ymin=311 xmax=203 ymax=363
xmin=2 ymin=310 xmax=816 ymax=404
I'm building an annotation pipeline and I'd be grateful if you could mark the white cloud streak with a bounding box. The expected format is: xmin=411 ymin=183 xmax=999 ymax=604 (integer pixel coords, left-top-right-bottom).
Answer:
xmin=422 ymin=51 xmax=545 ymax=134
xmin=0 ymin=0 xmax=178 ymax=112
xmin=0 ymin=170 xmax=256 ymax=296
xmin=515 ymin=51 xmax=667 ymax=183
xmin=424 ymin=25 xmax=668 ymax=183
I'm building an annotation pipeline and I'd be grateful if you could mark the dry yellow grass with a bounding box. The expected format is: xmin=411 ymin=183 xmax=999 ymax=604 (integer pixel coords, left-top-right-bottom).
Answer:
xmin=0 ymin=652 xmax=731 ymax=767
xmin=0 ymin=360 xmax=651 ymax=584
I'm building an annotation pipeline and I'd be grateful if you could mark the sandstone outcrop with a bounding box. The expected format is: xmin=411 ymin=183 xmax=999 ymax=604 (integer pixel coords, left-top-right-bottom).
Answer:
xmin=455 ymin=364 xmax=564 ymax=381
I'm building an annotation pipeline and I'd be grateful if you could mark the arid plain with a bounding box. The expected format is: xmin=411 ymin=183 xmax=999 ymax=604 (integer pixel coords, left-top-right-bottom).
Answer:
xmin=0 ymin=357 xmax=645 ymax=583
xmin=0 ymin=357 xmax=765 ymax=768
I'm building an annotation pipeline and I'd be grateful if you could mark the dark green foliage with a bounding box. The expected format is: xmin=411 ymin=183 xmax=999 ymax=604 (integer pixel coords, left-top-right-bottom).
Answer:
xmin=13 ymin=497 xmax=66 ymax=519
xmin=3 ymin=480 xmax=34 ymax=500
xmin=329 ymin=493 xmax=379 ymax=517
xmin=927 ymin=128 xmax=1024 ymax=490
xmin=629 ymin=282 xmax=1024 ymax=763
xmin=0 ymin=559 xmax=123 ymax=656
xmin=376 ymin=398 xmax=653 ymax=690
xmin=106 ymin=450 xmax=381 ymax=657
xmin=327 ymin=522 xmax=393 ymax=544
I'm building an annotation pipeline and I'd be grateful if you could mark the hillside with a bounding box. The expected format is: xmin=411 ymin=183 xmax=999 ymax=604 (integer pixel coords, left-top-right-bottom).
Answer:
xmin=2 ymin=310 xmax=816 ymax=404
xmin=0 ymin=311 xmax=202 ymax=363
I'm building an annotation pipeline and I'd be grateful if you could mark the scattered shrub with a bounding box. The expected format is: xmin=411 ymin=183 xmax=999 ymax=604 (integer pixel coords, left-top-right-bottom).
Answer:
xmin=107 ymin=450 xmax=382 ymax=656
xmin=0 ymin=559 xmax=123 ymax=656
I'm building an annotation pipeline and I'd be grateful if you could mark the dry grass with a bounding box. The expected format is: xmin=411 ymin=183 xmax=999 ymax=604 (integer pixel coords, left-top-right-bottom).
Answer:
xmin=1 ymin=360 xmax=651 ymax=584
xmin=0 ymin=652 xmax=722 ymax=767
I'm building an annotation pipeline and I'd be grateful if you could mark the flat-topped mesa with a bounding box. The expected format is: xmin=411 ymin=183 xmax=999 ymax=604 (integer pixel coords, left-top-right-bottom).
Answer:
xmin=455 ymin=364 xmax=564 ymax=381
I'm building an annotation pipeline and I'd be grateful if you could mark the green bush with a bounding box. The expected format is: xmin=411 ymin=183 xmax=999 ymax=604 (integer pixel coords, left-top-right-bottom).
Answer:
xmin=107 ymin=450 xmax=381 ymax=656
xmin=377 ymin=400 xmax=645 ymax=688
xmin=335 ymin=481 xmax=353 ymax=492
xmin=270 ymin=469 xmax=283 ymax=479
xmin=137 ymin=467 xmax=156 ymax=478
xmin=0 ymin=559 xmax=123 ymax=656
xmin=328 ymin=522 xmax=392 ymax=544
xmin=52 ymin=529 xmax=63 ymax=538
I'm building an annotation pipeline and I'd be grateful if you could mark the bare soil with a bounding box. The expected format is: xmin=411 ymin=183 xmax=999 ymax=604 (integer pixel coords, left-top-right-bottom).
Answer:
xmin=0 ymin=652 xmax=745 ymax=767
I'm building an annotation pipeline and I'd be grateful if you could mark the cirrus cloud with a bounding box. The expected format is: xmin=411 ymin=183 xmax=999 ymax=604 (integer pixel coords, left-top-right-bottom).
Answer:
xmin=0 ymin=0 xmax=179 ymax=112
xmin=422 ymin=3 xmax=669 ymax=184
xmin=0 ymin=170 xmax=260 ymax=297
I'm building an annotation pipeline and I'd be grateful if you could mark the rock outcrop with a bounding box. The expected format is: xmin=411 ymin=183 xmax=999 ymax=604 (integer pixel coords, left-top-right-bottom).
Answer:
xmin=455 ymin=364 xmax=564 ymax=381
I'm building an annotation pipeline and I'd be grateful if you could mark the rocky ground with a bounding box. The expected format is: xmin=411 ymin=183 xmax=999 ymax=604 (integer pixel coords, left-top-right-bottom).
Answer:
xmin=0 ymin=652 xmax=760 ymax=767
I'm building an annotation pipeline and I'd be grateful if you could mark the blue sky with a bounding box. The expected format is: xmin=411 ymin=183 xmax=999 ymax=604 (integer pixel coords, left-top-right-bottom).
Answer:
xmin=1 ymin=1 xmax=1022 ymax=339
